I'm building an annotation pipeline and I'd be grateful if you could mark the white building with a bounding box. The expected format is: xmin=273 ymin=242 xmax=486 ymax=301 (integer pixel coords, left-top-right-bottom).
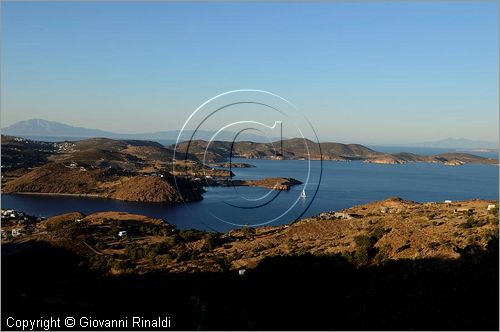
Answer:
xmin=2 ymin=209 xmax=13 ymax=216
xmin=118 ymin=231 xmax=127 ymax=237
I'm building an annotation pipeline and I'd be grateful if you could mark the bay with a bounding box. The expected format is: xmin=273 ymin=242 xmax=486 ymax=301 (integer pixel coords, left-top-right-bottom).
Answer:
xmin=1 ymin=158 xmax=498 ymax=232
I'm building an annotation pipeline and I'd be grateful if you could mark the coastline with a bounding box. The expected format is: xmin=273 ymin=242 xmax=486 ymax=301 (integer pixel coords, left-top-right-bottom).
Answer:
xmin=3 ymin=197 xmax=498 ymax=266
xmin=10 ymin=192 xmax=101 ymax=198
xmin=224 ymin=156 xmax=498 ymax=165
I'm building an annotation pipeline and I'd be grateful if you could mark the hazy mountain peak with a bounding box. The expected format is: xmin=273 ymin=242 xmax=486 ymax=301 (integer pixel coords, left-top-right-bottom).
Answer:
xmin=2 ymin=119 xmax=110 ymax=137
xmin=1 ymin=119 xmax=280 ymax=142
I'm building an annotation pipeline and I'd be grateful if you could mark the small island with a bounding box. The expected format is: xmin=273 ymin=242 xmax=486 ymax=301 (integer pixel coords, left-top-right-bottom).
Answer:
xmin=209 ymin=162 xmax=256 ymax=168
xmin=229 ymin=177 xmax=302 ymax=190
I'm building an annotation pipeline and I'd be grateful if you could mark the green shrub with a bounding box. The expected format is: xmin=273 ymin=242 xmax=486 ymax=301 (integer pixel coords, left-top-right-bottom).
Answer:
xmin=125 ymin=245 xmax=145 ymax=261
xmin=353 ymin=235 xmax=373 ymax=265
xmin=154 ymin=255 xmax=171 ymax=264
xmin=202 ymin=232 xmax=220 ymax=251
xmin=459 ymin=217 xmax=476 ymax=229
xmin=108 ymin=224 xmax=120 ymax=237
xmin=351 ymin=227 xmax=388 ymax=266
xmin=95 ymin=241 xmax=107 ymax=251
xmin=112 ymin=259 xmax=133 ymax=271
xmin=252 ymin=246 xmax=265 ymax=254
xmin=179 ymin=229 xmax=206 ymax=242
xmin=215 ymin=257 xmax=231 ymax=272
xmin=230 ymin=251 xmax=243 ymax=260
xmin=242 ymin=226 xmax=256 ymax=239
xmin=175 ymin=247 xmax=191 ymax=262
xmin=488 ymin=207 xmax=498 ymax=216
xmin=371 ymin=226 xmax=387 ymax=240
xmin=427 ymin=242 xmax=440 ymax=250
xmin=164 ymin=234 xmax=181 ymax=246
xmin=374 ymin=244 xmax=392 ymax=265
xmin=89 ymin=255 xmax=111 ymax=271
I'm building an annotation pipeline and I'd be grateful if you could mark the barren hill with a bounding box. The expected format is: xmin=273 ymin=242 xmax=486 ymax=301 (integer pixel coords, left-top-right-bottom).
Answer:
xmin=3 ymin=198 xmax=497 ymax=274
xmin=171 ymin=138 xmax=497 ymax=164
xmin=3 ymin=198 xmax=498 ymax=330
xmin=0 ymin=136 xmax=56 ymax=172
xmin=52 ymin=137 xmax=179 ymax=171
xmin=173 ymin=138 xmax=382 ymax=161
xmin=1 ymin=135 xmax=181 ymax=174
xmin=2 ymin=162 xmax=203 ymax=203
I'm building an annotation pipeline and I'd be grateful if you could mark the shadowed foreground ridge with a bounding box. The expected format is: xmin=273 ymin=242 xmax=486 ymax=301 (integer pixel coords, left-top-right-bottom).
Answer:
xmin=2 ymin=238 xmax=498 ymax=330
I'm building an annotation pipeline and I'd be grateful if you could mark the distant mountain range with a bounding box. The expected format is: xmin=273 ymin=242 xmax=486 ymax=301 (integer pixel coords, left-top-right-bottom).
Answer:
xmin=2 ymin=119 xmax=497 ymax=149
xmin=0 ymin=119 xmax=279 ymax=143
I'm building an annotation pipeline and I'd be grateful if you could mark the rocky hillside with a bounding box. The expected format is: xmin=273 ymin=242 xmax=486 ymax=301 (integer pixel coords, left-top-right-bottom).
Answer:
xmin=2 ymin=135 xmax=496 ymax=174
xmin=2 ymin=162 xmax=203 ymax=203
xmin=1 ymin=135 xmax=195 ymax=174
xmin=173 ymin=138 xmax=382 ymax=161
xmin=172 ymin=138 xmax=498 ymax=164
xmin=51 ymin=137 xmax=179 ymax=172
xmin=109 ymin=175 xmax=203 ymax=203
xmin=0 ymin=136 xmax=56 ymax=173
xmin=3 ymin=198 xmax=498 ymax=330
xmin=3 ymin=198 xmax=497 ymax=274
xmin=0 ymin=136 xmax=206 ymax=203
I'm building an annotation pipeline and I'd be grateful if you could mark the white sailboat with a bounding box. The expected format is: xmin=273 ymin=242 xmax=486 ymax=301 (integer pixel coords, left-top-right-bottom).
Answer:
xmin=300 ymin=189 xmax=307 ymax=198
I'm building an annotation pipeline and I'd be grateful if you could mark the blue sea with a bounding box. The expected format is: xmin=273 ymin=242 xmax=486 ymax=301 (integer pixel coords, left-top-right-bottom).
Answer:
xmin=2 ymin=158 xmax=498 ymax=232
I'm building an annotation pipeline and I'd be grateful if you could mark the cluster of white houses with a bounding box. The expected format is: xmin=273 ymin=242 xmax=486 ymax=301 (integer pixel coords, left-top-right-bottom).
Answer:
xmin=1 ymin=208 xmax=33 ymax=221
xmin=53 ymin=141 xmax=75 ymax=152
xmin=1 ymin=209 xmax=42 ymax=240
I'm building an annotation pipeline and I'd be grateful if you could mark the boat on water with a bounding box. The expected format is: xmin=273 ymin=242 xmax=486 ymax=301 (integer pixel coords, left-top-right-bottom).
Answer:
xmin=300 ymin=190 xmax=307 ymax=198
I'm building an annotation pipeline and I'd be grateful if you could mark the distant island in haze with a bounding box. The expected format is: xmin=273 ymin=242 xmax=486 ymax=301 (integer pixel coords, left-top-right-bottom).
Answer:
xmin=413 ymin=137 xmax=498 ymax=150
xmin=1 ymin=119 xmax=281 ymax=143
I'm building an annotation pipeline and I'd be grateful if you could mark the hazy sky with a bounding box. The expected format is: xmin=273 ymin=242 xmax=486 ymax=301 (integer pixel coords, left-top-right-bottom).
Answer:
xmin=1 ymin=1 xmax=498 ymax=144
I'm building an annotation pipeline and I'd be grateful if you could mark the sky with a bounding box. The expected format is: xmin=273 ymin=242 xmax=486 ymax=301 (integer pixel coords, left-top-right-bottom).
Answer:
xmin=1 ymin=1 xmax=498 ymax=145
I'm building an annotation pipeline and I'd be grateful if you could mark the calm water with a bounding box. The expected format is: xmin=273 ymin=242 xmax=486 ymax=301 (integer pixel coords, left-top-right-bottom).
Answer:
xmin=2 ymin=159 xmax=498 ymax=232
